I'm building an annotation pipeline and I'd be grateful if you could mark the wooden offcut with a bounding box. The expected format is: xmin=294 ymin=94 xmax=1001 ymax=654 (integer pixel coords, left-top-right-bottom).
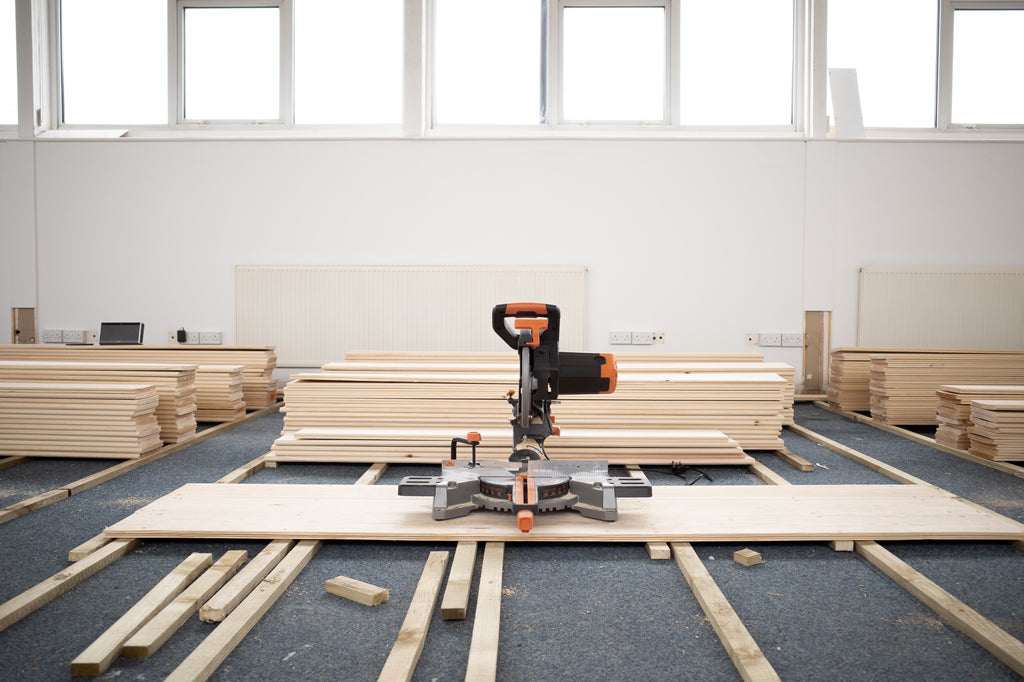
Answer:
xmin=325 ymin=575 xmax=389 ymax=606
xmin=377 ymin=551 xmax=450 ymax=682
xmin=103 ymin=483 xmax=1024 ymax=543
xmin=733 ymin=548 xmax=763 ymax=566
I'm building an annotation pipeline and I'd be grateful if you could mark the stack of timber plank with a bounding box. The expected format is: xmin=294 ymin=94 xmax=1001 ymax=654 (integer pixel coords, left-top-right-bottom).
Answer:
xmin=869 ymin=353 xmax=1024 ymax=425
xmin=0 ymin=382 xmax=162 ymax=458
xmin=0 ymin=361 xmax=197 ymax=443
xmin=270 ymin=427 xmax=751 ymax=465
xmin=968 ymin=400 xmax=1024 ymax=461
xmin=194 ymin=365 xmax=246 ymax=422
xmin=0 ymin=345 xmax=278 ymax=410
xmin=273 ymin=365 xmax=787 ymax=461
xmin=345 ymin=350 xmax=765 ymax=363
xmin=935 ymin=385 xmax=1024 ymax=449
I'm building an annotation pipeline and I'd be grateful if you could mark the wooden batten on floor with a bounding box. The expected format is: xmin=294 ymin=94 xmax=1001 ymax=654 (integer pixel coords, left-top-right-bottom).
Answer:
xmin=377 ymin=551 xmax=450 ymax=682
xmin=68 ymin=531 xmax=113 ymax=562
xmin=464 ymin=542 xmax=505 ymax=682
xmin=199 ymin=540 xmax=295 ymax=623
xmin=440 ymin=541 xmax=477 ymax=620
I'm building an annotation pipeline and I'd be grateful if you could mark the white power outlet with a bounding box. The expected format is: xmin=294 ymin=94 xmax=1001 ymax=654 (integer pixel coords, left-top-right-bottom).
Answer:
xmin=62 ymin=329 xmax=86 ymax=343
xmin=186 ymin=331 xmax=200 ymax=345
xmin=652 ymin=331 xmax=665 ymax=344
xmin=782 ymin=333 xmax=804 ymax=348
xmin=609 ymin=331 xmax=632 ymax=345
xmin=41 ymin=329 xmax=63 ymax=343
xmin=85 ymin=330 xmax=98 ymax=344
xmin=199 ymin=331 xmax=222 ymax=345
xmin=168 ymin=331 xmax=179 ymax=344
xmin=758 ymin=333 xmax=782 ymax=347
xmin=632 ymin=331 xmax=654 ymax=345
xmin=744 ymin=333 xmax=758 ymax=346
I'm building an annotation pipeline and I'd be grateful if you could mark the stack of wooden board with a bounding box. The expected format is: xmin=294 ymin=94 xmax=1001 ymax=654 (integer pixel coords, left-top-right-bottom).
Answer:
xmin=326 ymin=359 xmax=795 ymax=424
xmin=345 ymin=350 xmax=765 ymax=363
xmin=827 ymin=349 xmax=876 ymax=411
xmin=269 ymin=427 xmax=752 ymax=465
xmin=194 ymin=365 xmax=246 ymax=422
xmin=0 ymin=382 xmax=162 ymax=458
xmin=276 ymin=368 xmax=787 ymax=454
xmin=0 ymin=361 xmax=197 ymax=443
xmin=870 ymin=353 xmax=1024 ymax=425
xmin=0 ymin=345 xmax=279 ymax=410
xmin=935 ymin=385 xmax=1024 ymax=449
xmin=968 ymin=400 xmax=1024 ymax=461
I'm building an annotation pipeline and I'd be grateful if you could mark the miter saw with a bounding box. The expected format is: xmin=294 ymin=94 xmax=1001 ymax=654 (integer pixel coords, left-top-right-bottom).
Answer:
xmin=398 ymin=303 xmax=652 ymax=532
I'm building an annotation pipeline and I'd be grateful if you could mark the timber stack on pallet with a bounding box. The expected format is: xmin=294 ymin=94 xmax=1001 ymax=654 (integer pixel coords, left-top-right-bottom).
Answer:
xmin=0 ymin=360 xmax=198 ymax=443
xmin=968 ymin=400 xmax=1024 ymax=461
xmin=870 ymin=353 xmax=1024 ymax=425
xmin=935 ymin=385 xmax=1024 ymax=449
xmin=0 ymin=345 xmax=279 ymax=410
xmin=194 ymin=365 xmax=246 ymax=422
xmin=345 ymin=350 xmax=766 ymax=363
xmin=271 ymin=426 xmax=752 ymax=465
xmin=0 ymin=382 xmax=162 ymax=458
xmin=330 ymin=359 xmax=795 ymax=424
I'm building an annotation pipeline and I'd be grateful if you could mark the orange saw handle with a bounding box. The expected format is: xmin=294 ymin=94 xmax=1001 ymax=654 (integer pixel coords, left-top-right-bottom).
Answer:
xmin=492 ymin=303 xmax=561 ymax=350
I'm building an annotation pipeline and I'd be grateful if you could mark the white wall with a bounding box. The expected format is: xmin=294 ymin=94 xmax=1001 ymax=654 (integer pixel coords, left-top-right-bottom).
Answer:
xmin=4 ymin=137 xmax=1023 ymax=383
xmin=0 ymin=141 xmax=36 ymax=311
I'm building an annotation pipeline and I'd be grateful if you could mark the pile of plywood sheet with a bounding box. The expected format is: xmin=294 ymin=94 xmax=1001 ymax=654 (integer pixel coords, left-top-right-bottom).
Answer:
xmin=0 ymin=382 xmax=162 ymax=458
xmin=935 ymin=385 xmax=1024 ymax=449
xmin=0 ymin=361 xmax=197 ymax=443
xmin=269 ymin=426 xmax=752 ymax=465
xmin=827 ymin=349 xmax=877 ymax=411
xmin=275 ymin=368 xmax=787 ymax=458
xmin=326 ymin=359 xmax=795 ymax=424
xmin=968 ymin=400 xmax=1024 ymax=461
xmin=0 ymin=345 xmax=278 ymax=410
xmin=870 ymin=353 xmax=1024 ymax=425
xmin=194 ymin=365 xmax=246 ymax=422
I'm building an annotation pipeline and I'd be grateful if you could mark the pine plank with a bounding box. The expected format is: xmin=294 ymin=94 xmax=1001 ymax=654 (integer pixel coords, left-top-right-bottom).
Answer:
xmin=440 ymin=541 xmax=477 ymax=620
xmin=69 ymin=552 xmax=212 ymax=676
xmin=166 ymin=540 xmax=321 ymax=682
xmin=377 ymin=551 xmax=450 ymax=682
xmin=464 ymin=542 xmax=504 ymax=682
xmin=103 ymin=483 xmax=1024 ymax=543
xmin=68 ymin=531 xmax=112 ymax=562
xmin=672 ymin=542 xmax=780 ymax=681
xmin=199 ymin=540 xmax=295 ymax=623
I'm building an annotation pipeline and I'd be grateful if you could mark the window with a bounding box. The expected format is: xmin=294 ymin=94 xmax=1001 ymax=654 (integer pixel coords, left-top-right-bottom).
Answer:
xmin=59 ymin=0 xmax=166 ymax=125
xmin=433 ymin=0 xmax=542 ymax=125
xmin=560 ymin=3 xmax=668 ymax=123
xmin=827 ymin=0 xmax=937 ymax=128
xmin=1 ymin=0 xmax=16 ymax=125
xmin=950 ymin=7 xmax=1024 ymax=124
xmin=294 ymin=0 xmax=402 ymax=124
xmin=679 ymin=0 xmax=794 ymax=126
xmin=181 ymin=5 xmax=281 ymax=121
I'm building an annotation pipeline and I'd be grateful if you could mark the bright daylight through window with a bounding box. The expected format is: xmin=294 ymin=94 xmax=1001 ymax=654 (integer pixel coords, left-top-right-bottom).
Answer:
xmin=1 ymin=0 xmax=16 ymax=125
xmin=951 ymin=8 xmax=1024 ymax=125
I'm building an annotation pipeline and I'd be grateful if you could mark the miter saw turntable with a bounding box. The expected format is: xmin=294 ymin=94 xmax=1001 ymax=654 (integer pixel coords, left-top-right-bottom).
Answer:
xmin=398 ymin=303 xmax=652 ymax=532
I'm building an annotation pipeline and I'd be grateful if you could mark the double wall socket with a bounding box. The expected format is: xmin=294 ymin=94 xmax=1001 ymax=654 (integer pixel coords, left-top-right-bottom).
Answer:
xmin=41 ymin=329 xmax=63 ymax=343
xmin=782 ymin=333 xmax=804 ymax=347
xmin=609 ymin=331 xmax=632 ymax=345
xmin=609 ymin=330 xmax=665 ymax=345
xmin=62 ymin=329 xmax=86 ymax=343
xmin=199 ymin=331 xmax=222 ymax=344
xmin=758 ymin=333 xmax=782 ymax=347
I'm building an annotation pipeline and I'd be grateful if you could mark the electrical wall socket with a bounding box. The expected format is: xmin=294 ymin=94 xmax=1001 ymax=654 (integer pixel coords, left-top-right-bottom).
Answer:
xmin=85 ymin=330 xmax=98 ymax=344
xmin=41 ymin=329 xmax=63 ymax=343
xmin=199 ymin=331 xmax=222 ymax=345
xmin=609 ymin=331 xmax=632 ymax=345
xmin=186 ymin=331 xmax=200 ymax=345
xmin=62 ymin=329 xmax=86 ymax=343
xmin=744 ymin=333 xmax=758 ymax=346
xmin=782 ymin=333 xmax=804 ymax=348
xmin=632 ymin=331 xmax=654 ymax=345
xmin=652 ymin=331 xmax=665 ymax=344
xmin=168 ymin=331 xmax=179 ymax=343
xmin=758 ymin=333 xmax=782 ymax=347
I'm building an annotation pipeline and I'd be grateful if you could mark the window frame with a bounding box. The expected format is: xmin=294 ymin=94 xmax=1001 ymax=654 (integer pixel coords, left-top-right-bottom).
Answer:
xmin=937 ymin=0 xmax=1024 ymax=131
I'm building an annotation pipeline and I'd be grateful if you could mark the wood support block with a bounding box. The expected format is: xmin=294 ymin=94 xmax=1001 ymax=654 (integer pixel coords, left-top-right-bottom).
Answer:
xmin=441 ymin=541 xmax=477 ymax=620
xmin=733 ymin=549 xmax=763 ymax=566
xmin=829 ymin=540 xmax=854 ymax=552
xmin=325 ymin=575 xmax=389 ymax=606
xmin=216 ymin=456 xmax=266 ymax=484
xmin=646 ymin=542 xmax=671 ymax=560
xmin=68 ymin=532 xmax=112 ymax=562
xmin=773 ymin=448 xmax=814 ymax=472
xmin=70 ymin=552 xmax=213 ymax=676
xmin=378 ymin=551 xmax=450 ymax=682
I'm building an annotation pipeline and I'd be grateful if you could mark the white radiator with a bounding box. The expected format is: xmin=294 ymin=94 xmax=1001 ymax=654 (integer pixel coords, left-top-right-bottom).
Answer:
xmin=236 ymin=265 xmax=588 ymax=366
xmin=858 ymin=267 xmax=1024 ymax=349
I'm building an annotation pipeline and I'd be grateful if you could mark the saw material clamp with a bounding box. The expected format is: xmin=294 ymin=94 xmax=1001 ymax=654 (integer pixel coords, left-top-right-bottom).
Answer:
xmin=398 ymin=303 xmax=652 ymax=532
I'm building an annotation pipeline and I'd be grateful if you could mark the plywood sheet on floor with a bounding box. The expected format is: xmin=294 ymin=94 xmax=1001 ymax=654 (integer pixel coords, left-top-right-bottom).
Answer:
xmin=103 ymin=483 xmax=1024 ymax=542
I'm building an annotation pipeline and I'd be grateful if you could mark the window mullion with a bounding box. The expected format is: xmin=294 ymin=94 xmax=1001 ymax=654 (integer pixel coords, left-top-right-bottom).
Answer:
xmin=168 ymin=0 xmax=178 ymax=125
xmin=936 ymin=0 xmax=953 ymax=129
xmin=546 ymin=0 xmax=560 ymax=126
xmin=667 ymin=0 xmax=678 ymax=126
xmin=279 ymin=0 xmax=291 ymax=124
xmin=403 ymin=0 xmax=424 ymax=136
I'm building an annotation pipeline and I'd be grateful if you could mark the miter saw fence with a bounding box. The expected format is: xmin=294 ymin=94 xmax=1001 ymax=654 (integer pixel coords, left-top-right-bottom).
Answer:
xmin=397 ymin=303 xmax=652 ymax=532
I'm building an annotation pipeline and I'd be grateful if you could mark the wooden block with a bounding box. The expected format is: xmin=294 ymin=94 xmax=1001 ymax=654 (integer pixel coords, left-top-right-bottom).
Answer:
xmin=166 ymin=540 xmax=321 ymax=682
xmin=325 ymin=575 xmax=389 ymax=606
xmin=733 ymin=548 xmax=763 ymax=566
xmin=377 ymin=551 xmax=450 ymax=682
xmin=645 ymin=542 xmax=672 ymax=560
xmin=829 ymin=540 xmax=855 ymax=552
xmin=69 ymin=552 xmax=212 ymax=676
xmin=199 ymin=540 xmax=294 ymax=622
xmin=464 ymin=543 xmax=504 ymax=682
xmin=122 ymin=550 xmax=248 ymax=659
xmin=0 ymin=538 xmax=140 ymax=633
xmin=673 ymin=543 xmax=779 ymax=681
xmin=440 ymin=541 xmax=477 ymax=620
